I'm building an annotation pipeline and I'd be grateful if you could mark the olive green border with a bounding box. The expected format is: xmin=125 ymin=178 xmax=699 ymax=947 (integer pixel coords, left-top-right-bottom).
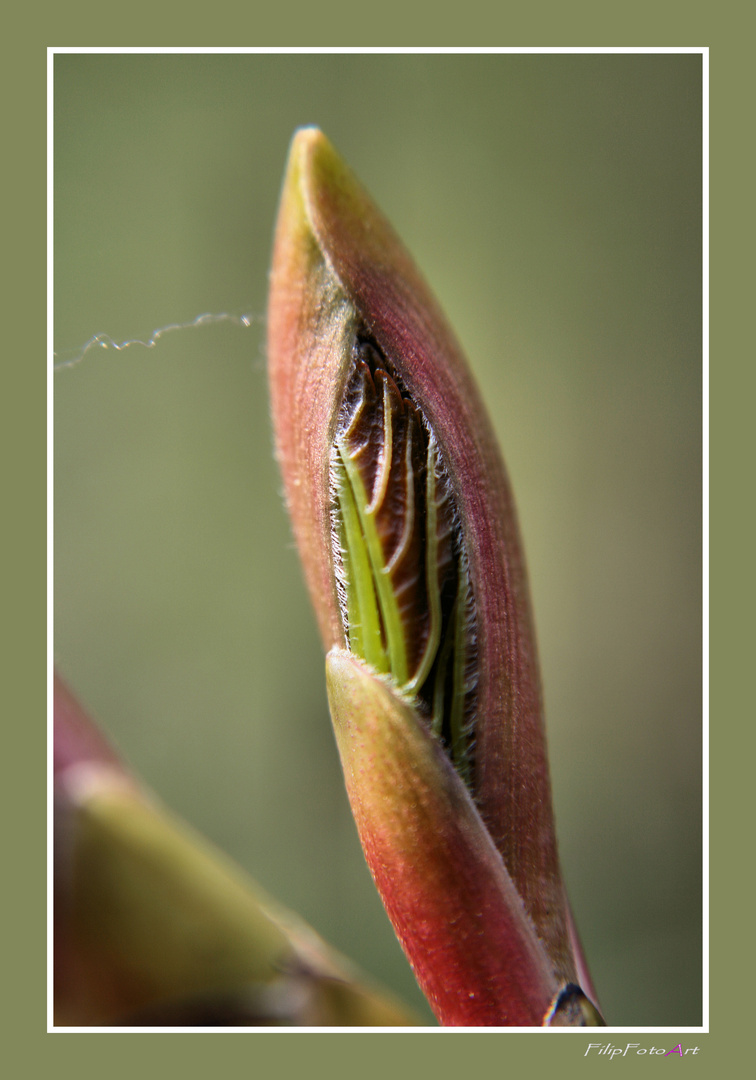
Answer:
xmin=9 ymin=6 xmax=738 ymax=1078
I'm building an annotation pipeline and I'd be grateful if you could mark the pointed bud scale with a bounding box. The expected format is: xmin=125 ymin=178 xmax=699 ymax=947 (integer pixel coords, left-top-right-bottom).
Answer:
xmin=268 ymin=128 xmax=603 ymax=1024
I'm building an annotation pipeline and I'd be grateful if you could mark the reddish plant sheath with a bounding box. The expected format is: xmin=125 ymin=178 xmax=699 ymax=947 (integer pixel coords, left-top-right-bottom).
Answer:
xmin=268 ymin=127 xmax=603 ymax=1026
xmin=326 ymin=650 xmax=559 ymax=1025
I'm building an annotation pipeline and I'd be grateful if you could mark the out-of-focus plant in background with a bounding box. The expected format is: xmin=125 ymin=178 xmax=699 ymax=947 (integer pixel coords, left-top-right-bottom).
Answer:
xmin=54 ymin=672 xmax=417 ymax=1026
xmin=54 ymin=53 xmax=703 ymax=1025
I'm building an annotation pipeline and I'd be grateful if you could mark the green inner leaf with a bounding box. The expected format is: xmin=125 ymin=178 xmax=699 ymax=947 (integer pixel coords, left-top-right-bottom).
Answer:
xmin=336 ymin=434 xmax=405 ymax=681
xmin=333 ymin=446 xmax=388 ymax=673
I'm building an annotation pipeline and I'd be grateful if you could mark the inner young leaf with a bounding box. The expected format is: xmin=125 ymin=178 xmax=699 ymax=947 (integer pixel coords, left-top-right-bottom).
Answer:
xmin=331 ymin=333 xmax=478 ymax=788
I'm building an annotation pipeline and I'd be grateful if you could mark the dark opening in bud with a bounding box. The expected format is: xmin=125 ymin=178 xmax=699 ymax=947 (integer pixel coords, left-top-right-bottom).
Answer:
xmin=331 ymin=331 xmax=479 ymax=787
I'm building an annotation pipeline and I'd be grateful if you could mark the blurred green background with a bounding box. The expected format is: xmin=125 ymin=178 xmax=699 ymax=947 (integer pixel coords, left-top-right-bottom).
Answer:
xmin=54 ymin=53 xmax=702 ymax=1026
